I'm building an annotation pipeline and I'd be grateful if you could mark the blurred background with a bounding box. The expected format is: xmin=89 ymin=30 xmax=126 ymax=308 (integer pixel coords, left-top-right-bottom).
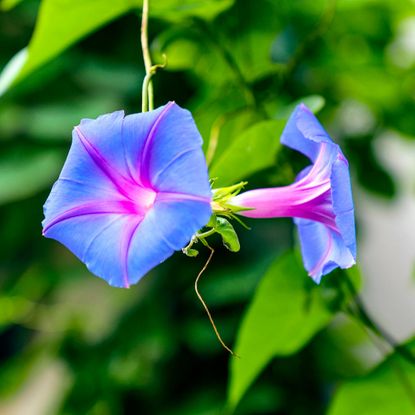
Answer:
xmin=1 ymin=0 xmax=415 ymax=414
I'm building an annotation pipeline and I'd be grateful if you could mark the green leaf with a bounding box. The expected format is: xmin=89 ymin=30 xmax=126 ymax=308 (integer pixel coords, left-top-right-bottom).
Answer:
xmin=151 ymin=0 xmax=234 ymax=21
xmin=335 ymin=0 xmax=393 ymax=10
xmin=215 ymin=217 xmax=240 ymax=252
xmin=275 ymin=95 xmax=326 ymax=119
xmin=209 ymin=0 xmax=292 ymax=82
xmin=210 ymin=120 xmax=285 ymax=186
xmin=0 ymin=0 xmax=141 ymax=96
xmin=0 ymin=149 xmax=63 ymax=204
xmin=227 ymin=252 xmax=333 ymax=410
xmin=0 ymin=0 xmax=23 ymax=11
xmin=197 ymin=255 xmax=274 ymax=308
xmin=328 ymin=352 xmax=415 ymax=415
xmin=156 ymin=0 xmax=281 ymax=83
xmin=0 ymin=98 xmax=121 ymax=141
xmin=0 ymin=48 xmax=28 ymax=96
xmin=0 ymin=0 xmax=234 ymax=96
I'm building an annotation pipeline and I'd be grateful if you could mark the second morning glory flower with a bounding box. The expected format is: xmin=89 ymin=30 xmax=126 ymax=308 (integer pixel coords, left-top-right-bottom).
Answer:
xmin=42 ymin=102 xmax=212 ymax=288
xmin=231 ymin=104 xmax=356 ymax=282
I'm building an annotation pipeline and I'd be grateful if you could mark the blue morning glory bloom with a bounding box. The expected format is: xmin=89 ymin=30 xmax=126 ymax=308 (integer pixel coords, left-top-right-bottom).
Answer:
xmin=42 ymin=102 xmax=212 ymax=288
xmin=232 ymin=104 xmax=356 ymax=282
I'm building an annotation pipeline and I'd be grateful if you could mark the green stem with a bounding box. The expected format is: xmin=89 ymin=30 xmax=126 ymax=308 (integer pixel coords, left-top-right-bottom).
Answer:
xmin=343 ymin=275 xmax=415 ymax=366
xmin=196 ymin=228 xmax=216 ymax=241
xmin=182 ymin=227 xmax=216 ymax=254
xmin=341 ymin=272 xmax=415 ymax=407
xmin=283 ymin=0 xmax=337 ymax=82
xmin=141 ymin=0 xmax=154 ymax=111
xmin=141 ymin=73 xmax=150 ymax=113
xmin=141 ymin=59 xmax=167 ymax=113
xmin=344 ymin=297 xmax=415 ymax=408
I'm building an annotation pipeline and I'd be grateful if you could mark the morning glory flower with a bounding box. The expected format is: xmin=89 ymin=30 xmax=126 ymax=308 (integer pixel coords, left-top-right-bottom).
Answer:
xmin=42 ymin=102 xmax=212 ymax=288
xmin=231 ymin=104 xmax=356 ymax=283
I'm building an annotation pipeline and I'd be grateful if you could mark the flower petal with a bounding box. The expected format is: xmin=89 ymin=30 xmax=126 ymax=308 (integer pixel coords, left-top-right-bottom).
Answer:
xmin=43 ymin=200 xmax=138 ymax=234
xmin=42 ymin=132 xmax=125 ymax=225
xmin=43 ymin=197 xmax=211 ymax=288
xmin=122 ymin=105 xmax=172 ymax=184
xmin=43 ymin=213 xmax=141 ymax=287
xmin=77 ymin=110 xmax=130 ymax=180
xmin=139 ymin=102 xmax=211 ymax=198
xmin=331 ymin=154 xmax=356 ymax=258
xmin=281 ymin=103 xmax=338 ymax=163
xmin=126 ymin=196 xmax=212 ymax=286
xmin=294 ymin=218 xmax=355 ymax=283
xmin=78 ymin=105 xmax=182 ymax=186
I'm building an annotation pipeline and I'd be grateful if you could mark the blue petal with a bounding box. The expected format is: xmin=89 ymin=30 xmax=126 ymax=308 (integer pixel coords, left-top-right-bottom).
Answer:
xmin=331 ymin=155 xmax=356 ymax=258
xmin=126 ymin=198 xmax=212 ymax=286
xmin=281 ymin=104 xmax=337 ymax=163
xmin=44 ymin=194 xmax=212 ymax=289
xmin=42 ymin=131 xmax=122 ymax=228
xmin=140 ymin=102 xmax=211 ymax=198
xmin=294 ymin=218 xmax=355 ymax=283
xmin=78 ymin=111 xmax=129 ymax=178
xmin=44 ymin=213 xmax=139 ymax=287
xmin=79 ymin=106 xmax=173 ymax=185
xmin=122 ymin=105 xmax=171 ymax=184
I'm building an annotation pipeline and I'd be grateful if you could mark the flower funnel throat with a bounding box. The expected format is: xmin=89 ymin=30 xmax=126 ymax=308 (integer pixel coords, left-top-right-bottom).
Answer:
xmin=42 ymin=102 xmax=212 ymax=288
xmin=233 ymin=143 xmax=337 ymax=229
xmin=231 ymin=104 xmax=356 ymax=283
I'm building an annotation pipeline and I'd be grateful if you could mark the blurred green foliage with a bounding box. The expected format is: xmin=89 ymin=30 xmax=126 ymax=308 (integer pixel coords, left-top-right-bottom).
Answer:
xmin=210 ymin=120 xmax=284 ymax=186
xmin=1 ymin=0 xmax=415 ymax=414
xmin=329 ymin=349 xmax=415 ymax=415
xmin=228 ymin=252 xmax=333 ymax=409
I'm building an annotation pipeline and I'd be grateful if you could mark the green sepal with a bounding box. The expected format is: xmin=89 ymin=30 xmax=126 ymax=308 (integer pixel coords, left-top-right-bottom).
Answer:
xmin=182 ymin=247 xmax=199 ymax=257
xmin=215 ymin=217 xmax=240 ymax=252
xmin=212 ymin=181 xmax=247 ymax=201
xmin=206 ymin=215 xmax=217 ymax=228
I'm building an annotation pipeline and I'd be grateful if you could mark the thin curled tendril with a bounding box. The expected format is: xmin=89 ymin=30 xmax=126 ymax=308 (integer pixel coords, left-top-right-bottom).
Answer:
xmin=194 ymin=242 xmax=239 ymax=358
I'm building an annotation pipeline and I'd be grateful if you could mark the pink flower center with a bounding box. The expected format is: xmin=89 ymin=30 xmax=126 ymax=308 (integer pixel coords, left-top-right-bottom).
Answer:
xmin=126 ymin=185 xmax=157 ymax=216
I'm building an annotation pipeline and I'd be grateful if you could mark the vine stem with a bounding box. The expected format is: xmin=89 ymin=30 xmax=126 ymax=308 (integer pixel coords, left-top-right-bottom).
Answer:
xmin=345 ymin=302 xmax=415 ymax=408
xmin=343 ymin=275 xmax=415 ymax=366
xmin=283 ymin=0 xmax=337 ymax=82
xmin=141 ymin=0 xmax=154 ymax=111
xmin=342 ymin=274 xmax=415 ymax=407
xmin=194 ymin=242 xmax=239 ymax=357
